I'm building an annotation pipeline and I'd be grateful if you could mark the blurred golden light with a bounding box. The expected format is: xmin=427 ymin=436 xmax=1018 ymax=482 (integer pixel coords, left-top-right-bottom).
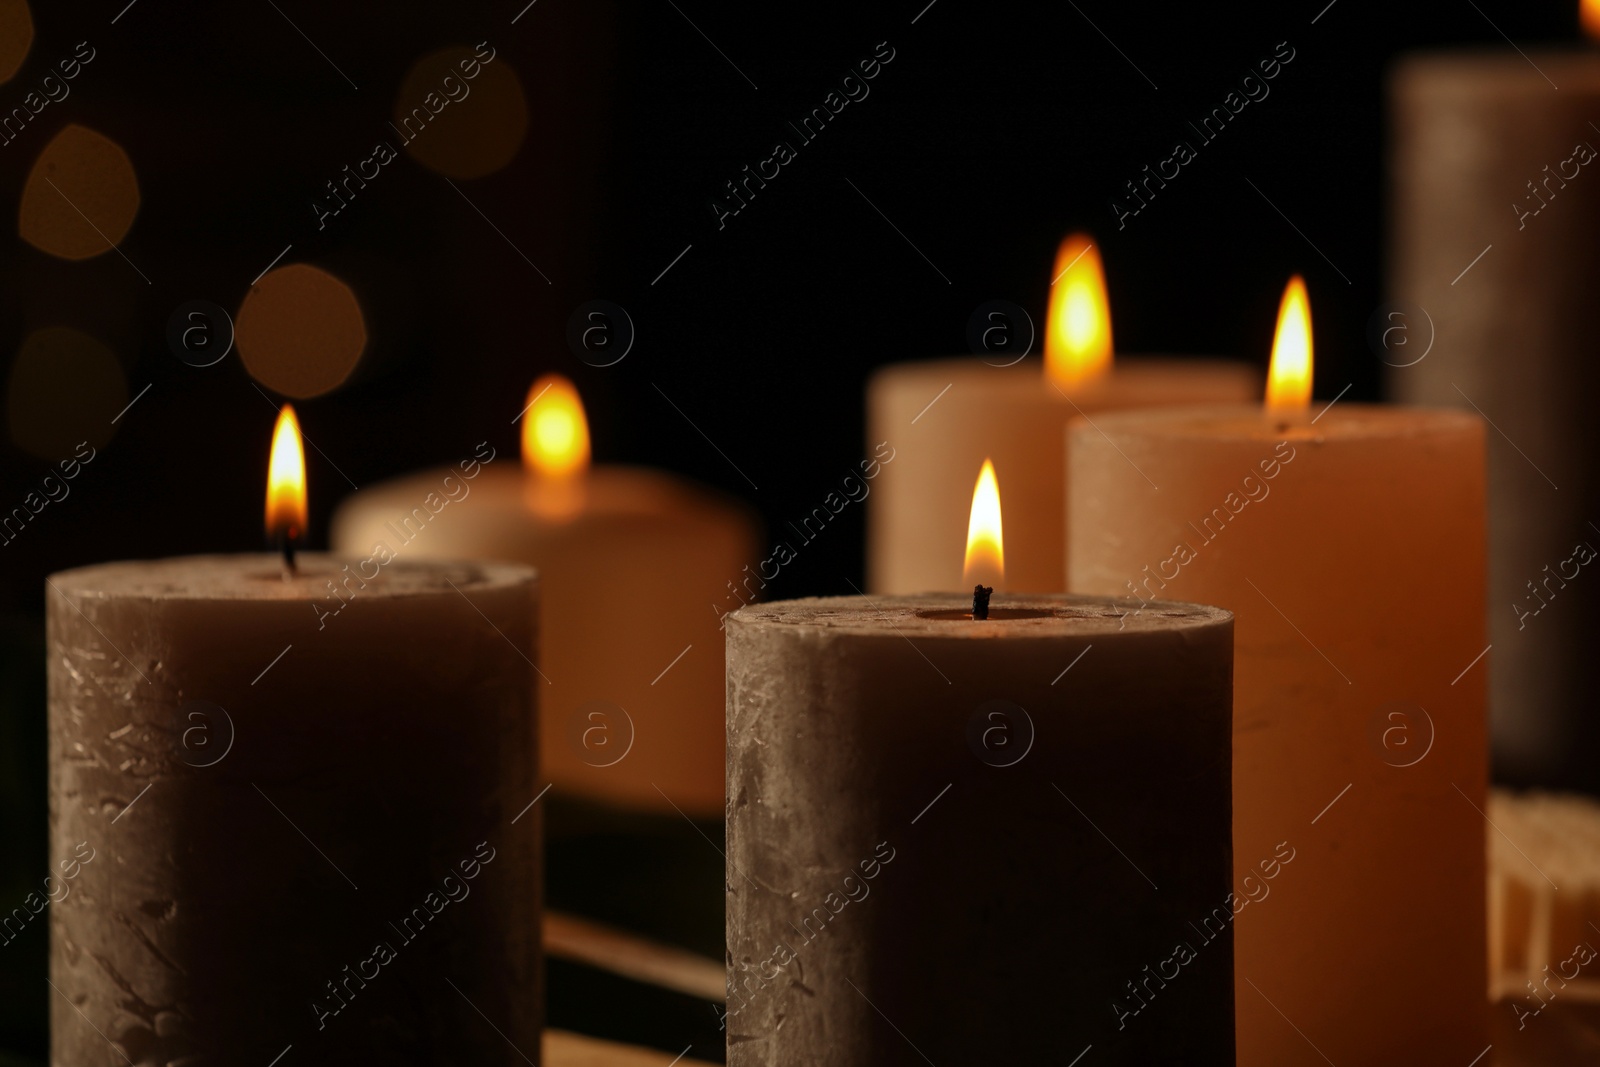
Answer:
xmin=962 ymin=458 xmax=1004 ymax=590
xmin=522 ymin=374 xmax=591 ymax=478
xmin=19 ymin=124 xmax=139 ymax=261
xmin=395 ymin=45 xmax=528 ymax=180
xmin=1584 ymin=0 xmax=1600 ymax=41
xmin=0 ymin=0 xmax=33 ymax=84
xmin=265 ymin=405 xmax=308 ymax=545
xmin=1266 ymin=275 xmax=1313 ymax=414
xmin=6 ymin=327 xmax=124 ymax=460
xmin=1045 ymin=233 xmax=1113 ymax=388
xmin=237 ymin=264 xmax=367 ymax=399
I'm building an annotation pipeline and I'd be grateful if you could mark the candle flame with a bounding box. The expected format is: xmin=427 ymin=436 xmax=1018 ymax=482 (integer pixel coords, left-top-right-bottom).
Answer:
xmin=521 ymin=374 xmax=591 ymax=478
xmin=1045 ymin=233 xmax=1113 ymax=388
xmin=1585 ymin=0 xmax=1600 ymax=41
xmin=962 ymin=459 xmax=1004 ymax=589
xmin=265 ymin=404 xmax=308 ymax=543
xmin=1266 ymin=275 xmax=1313 ymax=413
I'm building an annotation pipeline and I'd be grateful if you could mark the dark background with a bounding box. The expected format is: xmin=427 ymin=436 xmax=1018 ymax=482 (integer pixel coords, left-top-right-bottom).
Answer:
xmin=3 ymin=0 xmax=1587 ymax=617
xmin=0 ymin=0 xmax=1589 ymax=1060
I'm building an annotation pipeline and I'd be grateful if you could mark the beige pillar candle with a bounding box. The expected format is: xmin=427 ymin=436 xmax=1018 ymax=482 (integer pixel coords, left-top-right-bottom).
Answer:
xmin=46 ymin=408 xmax=540 ymax=1065
xmin=867 ymin=232 xmax=1256 ymax=594
xmin=332 ymin=375 xmax=757 ymax=817
xmin=1389 ymin=39 xmax=1600 ymax=784
xmin=726 ymin=593 xmax=1235 ymax=1065
xmin=1068 ymin=280 xmax=1489 ymax=1067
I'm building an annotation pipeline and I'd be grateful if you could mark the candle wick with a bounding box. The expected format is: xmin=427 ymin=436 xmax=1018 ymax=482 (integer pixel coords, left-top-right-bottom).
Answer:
xmin=276 ymin=528 xmax=298 ymax=577
xmin=971 ymin=584 xmax=993 ymax=620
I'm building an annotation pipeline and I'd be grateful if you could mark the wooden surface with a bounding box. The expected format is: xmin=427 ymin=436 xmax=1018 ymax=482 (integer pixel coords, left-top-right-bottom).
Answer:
xmin=540 ymin=999 xmax=1600 ymax=1065
xmin=547 ymin=1029 xmax=716 ymax=1066
xmin=546 ymin=910 xmax=725 ymax=1003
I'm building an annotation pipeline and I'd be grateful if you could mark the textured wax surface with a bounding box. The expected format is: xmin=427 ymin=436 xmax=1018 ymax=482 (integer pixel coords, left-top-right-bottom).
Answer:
xmin=47 ymin=554 xmax=541 ymax=1066
xmin=726 ymin=594 xmax=1235 ymax=1065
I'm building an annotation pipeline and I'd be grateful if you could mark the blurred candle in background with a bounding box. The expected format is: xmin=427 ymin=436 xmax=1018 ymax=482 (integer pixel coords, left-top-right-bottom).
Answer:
xmin=1389 ymin=3 xmax=1600 ymax=788
xmin=1068 ymin=278 xmax=1489 ymax=1067
xmin=866 ymin=232 xmax=1256 ymax=594
xmin=332 ymin=374 xmax=757 ymax=817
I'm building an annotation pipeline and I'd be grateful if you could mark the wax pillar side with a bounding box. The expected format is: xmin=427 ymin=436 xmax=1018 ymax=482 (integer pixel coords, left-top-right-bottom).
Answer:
xmin=725 ymin=594 xmax=1234 ymax=1066
xmin=47 ymin=556 xmax=540 ymax=1066
xmin=1069 ymin=410 xmax=1488 ymax=1067
xmin=1389 ymin=54 xmax=1600 ymax=786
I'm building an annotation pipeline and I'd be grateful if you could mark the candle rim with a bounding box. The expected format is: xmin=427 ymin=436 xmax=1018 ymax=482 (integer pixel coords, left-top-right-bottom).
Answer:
xmin=727 ymin=592 xmax=1231 ymax=638
xmin=45 ymin=553 xmax=536 ymax=601
xmin=338 ymin=462 xmax=753 ymax=526
xmin=1068 ymin=401 xmax=1481 ymax=443
xmin=872 ymin=353 xmax=1256 ymax=383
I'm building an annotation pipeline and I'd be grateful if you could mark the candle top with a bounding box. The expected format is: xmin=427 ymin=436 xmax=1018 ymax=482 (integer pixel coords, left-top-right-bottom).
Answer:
xmin=873 ymin=355 xmax=1257 ymax=399
xmin=48 ymin=553 xmax=534 ymax=602
xmin=1395 ymin=49 xmax=1600 ymax=91
xmin=1076 ymin=402 xmax=1479 ymax=444
xmin=339 ymin=463 xmax=743 ymax=523
xmin=728 ymin=593 xmax=1229 ymax=639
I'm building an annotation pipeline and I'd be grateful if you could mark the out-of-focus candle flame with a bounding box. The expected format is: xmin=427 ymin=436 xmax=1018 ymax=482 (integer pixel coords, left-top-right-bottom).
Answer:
xmin=1045 ymin=233 xmax=1113 ymax=388
xmin=265 ymin=404 xmax=308 ymax=543
xmin=963 ymin=458 xmax=1005 ymax=589
xmin=521 ymin=374 xmax=591 ymax=478
xmin=1266 ymin=275 xmax=1313 ymax=413
xmin=1584 ymin=0 xmax=1600 ymax=41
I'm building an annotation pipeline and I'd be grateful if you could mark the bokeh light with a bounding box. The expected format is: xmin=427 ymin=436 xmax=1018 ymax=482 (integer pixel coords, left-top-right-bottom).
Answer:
xmin=236 ymin=264 xmax=367 ymax=399
xmin=19 ymin=124 xmax=139 ymax=261
xmin=6 ymin=326 xmax=125 ymax=460
xmin=394 ymin=45 xmax=528 ymax=180
xmin=0 ymin=0 xmax=33 ymax=84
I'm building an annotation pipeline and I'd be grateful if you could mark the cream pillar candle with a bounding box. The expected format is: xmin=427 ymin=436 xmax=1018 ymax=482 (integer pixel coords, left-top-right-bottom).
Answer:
xmin=725 ymin=593 xmax=1235 ymax=1065
xmin=867 ymin=233 xmax=1256 ymax=594
xmin=1068 ymin=282 xmax=1489 ymax=1067
xmin=46 ymin=409 xmax=540 ymax=1065
xmin=332 ymin=375 xmax=756 ymax=817
xmin=1389 ymin=39 xmax=1600 ymax=784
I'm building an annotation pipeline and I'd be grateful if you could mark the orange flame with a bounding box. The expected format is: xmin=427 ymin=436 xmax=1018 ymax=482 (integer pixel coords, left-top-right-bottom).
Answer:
xmin=962 ymin=459 xmax=1004 ymax=589
xmin=521 ymin=374 xmax=591 ymax=478
xmin=1045 ymin=233 xmax=1113 ymax=388
xmin=1585 ymin=0 xmax=1600 ymax=41
xmin=265 ymin=405 xmax=307 ymax=543
xmin=1266 ymin=275 xmax=1313 ymax=413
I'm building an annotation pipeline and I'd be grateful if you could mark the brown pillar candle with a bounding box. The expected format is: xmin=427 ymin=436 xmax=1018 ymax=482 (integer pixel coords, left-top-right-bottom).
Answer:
xmin=46 ymin=554 xmax=540 ymax=1065
xmin=1389 ymin=49 xmax=1600 ymax=784
xmin=725 ymin=593 xmax=1234 ymax=1065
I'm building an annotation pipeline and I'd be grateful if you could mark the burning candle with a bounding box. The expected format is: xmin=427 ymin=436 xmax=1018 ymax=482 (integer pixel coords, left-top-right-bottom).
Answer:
xmin=332 ymin=375 xmax=757 ymax=817
xmin=866 ymin=233 xmax=1257 ymax=594
xmin=726 ymin=472 xmax=1236 ymax=1064
xmin=1389 ymin=2 xmax=1600 ymax=785
xmin=47 ymin=408 xmax=541 ymax=1064
xmin=1068 ymin=278 xmax=1489 ymax=1067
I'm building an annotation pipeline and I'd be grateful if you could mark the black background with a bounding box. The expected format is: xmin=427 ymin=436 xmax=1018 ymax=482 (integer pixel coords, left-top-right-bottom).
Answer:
xmin=0 ymin=0 xmax=1583 ymax=614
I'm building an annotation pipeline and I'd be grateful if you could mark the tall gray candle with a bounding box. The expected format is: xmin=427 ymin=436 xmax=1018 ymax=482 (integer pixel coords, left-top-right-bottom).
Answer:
xmin=46 ymin=554 xmax=540 ymax=1065
xmin=725 ymin=593 xmax=1234 ymax=1065
xmin=1389 ymin=49 xmax=1600 ymax=785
